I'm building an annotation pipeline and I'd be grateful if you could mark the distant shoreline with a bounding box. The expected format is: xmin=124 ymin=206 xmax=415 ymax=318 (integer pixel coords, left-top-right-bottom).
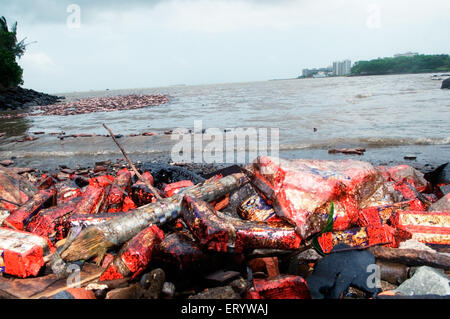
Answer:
xmin=34 ymin=71 xmax=449 ymax=96
xmin=298 ymin=71 xmax=450 ymax=79
xmin=347 ymin=70 xmax=450 ymax=77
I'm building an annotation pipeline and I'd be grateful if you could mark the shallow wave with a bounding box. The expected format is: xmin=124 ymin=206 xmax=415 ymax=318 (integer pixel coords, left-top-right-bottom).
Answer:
xmin=278 ymin=136 xmax=450 ymax=150
xmin=2 ymin=136 xmax=448 ymax=159
xmin=0 ymin=149 xmax=166 ymax=158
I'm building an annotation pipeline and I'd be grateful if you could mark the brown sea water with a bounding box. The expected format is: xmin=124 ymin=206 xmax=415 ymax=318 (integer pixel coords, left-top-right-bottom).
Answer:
xmin=0 ymin=73 xmax=449 ymax=170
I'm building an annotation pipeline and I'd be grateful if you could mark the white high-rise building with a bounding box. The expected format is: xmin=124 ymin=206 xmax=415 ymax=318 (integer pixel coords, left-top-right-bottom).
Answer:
xmin=333 ymin=60 xmax=352 ymax=76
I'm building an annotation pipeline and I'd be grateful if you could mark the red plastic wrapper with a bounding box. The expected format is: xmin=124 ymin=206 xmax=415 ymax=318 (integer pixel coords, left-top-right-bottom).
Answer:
xmin=377 ymin=165 xmax=429 ymax=192
xmin=26 ymin=198 xmax=80 ymax=243
xmin=121 ymin=196 xmax=137 ymax=212
xmin=357 ymin=200 xmax=421 ymax=227
xmin=212 ymin=195 xmax=229 ymax=211
xmin=73 ymin=185 xmax=105 ymax=215
xmin=393 ymin=210 xmax=450 ymax=246
xmin=104 ymin=168 xmax=132 ymax=213
xmin=164 ymin=180 xmax=194 ymax=197
xmin=0 ymin=227 xmax=51 ymax=278
xmin=36 ymin=174 xmax=55 ymax=190
xmin=55 ymin=180 xmax=82 ymax=204
xmin=317 ymin=225 xmax=395 ymax=253
xmin=4 ymin=189 xmax=56 ymax=230
xmin=248 ymin=257 xmax=280 ymax=278
xmin=181 ymin=196 xmax=234 ymax=252
xmin=0 ymin=168 xmax=36 ymax=211
xmin=89 ymin=175 xmax=114 ymax=188
xmin=219 ymin=213 xmax=302 ymax=253
xmin=393 ymin=181 xmax=425 ymax=204
xmin=181 ymin=196 xmax=302 ymax=253
xmin=99 ymin=225 xmax=164 ymax=281
xmin=131 ymin=172 xmax=157 ymax=206
xmin=248 ymin=156 xmax=387 ymax=239
xmin=99 ymin=253 xmax=115 ymax=269
xmin=246 ymin=275 xmax=310 ymax=299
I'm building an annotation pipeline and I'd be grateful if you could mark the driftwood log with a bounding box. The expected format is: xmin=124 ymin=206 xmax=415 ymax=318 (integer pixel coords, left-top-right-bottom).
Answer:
xmin=369 ymin=246 xmax=450 ymax=270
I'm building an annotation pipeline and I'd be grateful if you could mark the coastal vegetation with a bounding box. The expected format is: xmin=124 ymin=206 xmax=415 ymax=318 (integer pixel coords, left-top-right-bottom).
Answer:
xmin=0 ymin=16 xmax=27 ymax=89
xmin=351 ymin=54 xmax=450 ymax=76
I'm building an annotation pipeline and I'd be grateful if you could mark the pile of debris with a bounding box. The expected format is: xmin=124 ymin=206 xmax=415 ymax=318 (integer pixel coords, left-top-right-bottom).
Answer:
xmin=0 ymin=94 xmax=169 ymax=119
xmin=0 ymin=157 xmax=449 ymax=299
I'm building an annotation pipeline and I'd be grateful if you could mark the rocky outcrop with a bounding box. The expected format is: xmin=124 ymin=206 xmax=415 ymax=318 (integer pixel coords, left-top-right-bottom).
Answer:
xmin=0 ymin=87 xmax=63 ymax=111
xmin=442 ymin=78 xmax=450 ymax=89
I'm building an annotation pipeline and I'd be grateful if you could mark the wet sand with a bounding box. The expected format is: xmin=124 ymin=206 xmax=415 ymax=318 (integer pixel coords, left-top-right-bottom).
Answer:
xmin=2 ymin=138 xmax=447 ymax=175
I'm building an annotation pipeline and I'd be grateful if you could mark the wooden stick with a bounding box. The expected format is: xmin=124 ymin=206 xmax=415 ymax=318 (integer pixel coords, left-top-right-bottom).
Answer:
xmin=103 ymin=123 xmax=162 ymax=200
xmin=0 ymin=197 xmax=20 ymax=207
xmin=369 ymin=246 xmax=450 ymax=269
xmin=30 ymin=270 xmax=103 ymax=299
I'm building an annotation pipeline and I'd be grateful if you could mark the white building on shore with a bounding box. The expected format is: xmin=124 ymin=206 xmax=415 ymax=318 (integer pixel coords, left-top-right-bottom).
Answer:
xmin=333 ymin=60 xmax=352 ymax=76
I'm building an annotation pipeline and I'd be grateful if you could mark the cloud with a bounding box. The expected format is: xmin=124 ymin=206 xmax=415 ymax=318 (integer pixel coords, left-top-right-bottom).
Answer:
xmin=21 ymin=52 xmax=55 ymax=70
xmin=1 ymin=0 xmax=163 ymax=25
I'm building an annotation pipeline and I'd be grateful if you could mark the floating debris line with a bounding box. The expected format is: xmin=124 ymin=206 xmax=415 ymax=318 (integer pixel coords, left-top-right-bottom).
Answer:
xmin=0 ymin=94 xmax=169 ymax=119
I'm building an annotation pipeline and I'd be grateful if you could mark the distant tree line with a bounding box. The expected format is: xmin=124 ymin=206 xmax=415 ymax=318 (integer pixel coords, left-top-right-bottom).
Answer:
xmin=0 ymin=16 xmax=28 ymax=89
xmin=351 ymin=54 xmax=450 ymax=76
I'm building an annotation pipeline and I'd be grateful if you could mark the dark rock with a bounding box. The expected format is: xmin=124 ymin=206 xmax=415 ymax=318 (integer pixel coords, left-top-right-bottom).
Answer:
xmin=140 ymin=162 xmax=205 ymax=188
xmin=94 ymin=165 xmax=107 ymax=173
xmin=424 ymin=162 xmax=450 ymax=185
xmin=105 ymin=284 xmax=144 ymax=299
xmin=51 ymin=291 xmax=74 ymax=299
xmin=306 ymin=244 xmax=381 ymax=299
xmin=428 ymin=193 xmax=450 ymax=211
xmin=394 ymin=266 xmax=450 ymax=296
xmin=442 ymin=78 xmax=450 ymax=89
xmin=0 ymin=160 xmax=14 ymax=167
xmin=0 ymin=87 xmax=63 ymax=111
xmin=404 ymin=155 xmax=417 ymax=160
xmin=229 ymin=277 xmax=249 ymax=296
xmin=343 ymin=287 xmax=367 ymax=299
xmin=202 ymin=165 xmax=243 ymax=179
xmin=204 ymin=270 xmax=241 ymax=285
xmin=287 ymin=248 xmax=322 ymax=277
xmin=140 ymin=268 xmax=166 ymax=299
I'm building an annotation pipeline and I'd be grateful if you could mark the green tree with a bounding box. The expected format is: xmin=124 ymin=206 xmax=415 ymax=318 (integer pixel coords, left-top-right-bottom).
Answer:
xmin=0 ymin=16 xmax=28 ymax=88
xmin=351 ymin=54 xmax=450 ymax=76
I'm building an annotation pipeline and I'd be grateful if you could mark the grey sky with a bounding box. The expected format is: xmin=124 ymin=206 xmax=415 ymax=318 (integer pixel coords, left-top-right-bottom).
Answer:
xmin=3 ymin=0 xmax=450 ymax=93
